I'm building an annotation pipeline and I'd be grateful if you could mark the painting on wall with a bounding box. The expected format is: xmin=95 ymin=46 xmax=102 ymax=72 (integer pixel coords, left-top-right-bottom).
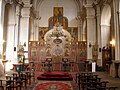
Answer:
xmin=49 ymin=17 xmax=53 ymax=30
xmin=63 ymin=17 xmax=68 ymax=29
xmin=70 ymin=42 xmax=77 ymax=62
xmin=46 ymin=44 xmax=52 ymax=58
xmin=77 ymin=41 xmax=87 ymax=62
xmin=53 ymin=7 xmax=63 ymax=25
xmin=38 ymin=27 xmax=48 ymax=41
xmin=29 ymin=41 xmax=39 ymax=61
xmin=64 ymin=43 xmax=70 ymax=58
xmin=68 ymin=27 xmax=78 ymax=42
xmin=38 ymin=42 xmax=46 ymax=61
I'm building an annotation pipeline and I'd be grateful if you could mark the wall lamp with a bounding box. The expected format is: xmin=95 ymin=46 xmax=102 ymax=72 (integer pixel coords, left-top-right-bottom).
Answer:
xmin=110 ymin=39 xmax=115 ymax=47
xmin=89 ymin=42 xmax=92 ymax=48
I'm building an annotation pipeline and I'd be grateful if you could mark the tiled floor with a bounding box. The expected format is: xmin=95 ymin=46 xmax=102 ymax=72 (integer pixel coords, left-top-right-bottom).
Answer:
xmin=94 ymin=72 xmax=120 ymax=90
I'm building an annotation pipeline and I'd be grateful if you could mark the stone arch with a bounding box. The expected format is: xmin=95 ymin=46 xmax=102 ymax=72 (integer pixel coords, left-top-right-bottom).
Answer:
xmin=101 ymin=4 xmax=111 ymax=47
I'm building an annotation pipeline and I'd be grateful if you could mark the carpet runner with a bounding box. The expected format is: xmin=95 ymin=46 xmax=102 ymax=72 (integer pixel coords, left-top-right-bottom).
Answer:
xmin=34 ymin=81 xmax=73 ymax=90
xmin=37 ymin=72 xmax=73 ymax=80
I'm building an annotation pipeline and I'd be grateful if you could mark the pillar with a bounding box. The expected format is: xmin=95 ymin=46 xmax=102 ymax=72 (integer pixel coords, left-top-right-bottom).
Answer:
xmin=96 ymin=5 xmax=102 ymax=66
xmin=13 ymin=3 xmax=23 ymax=63
xmin=84 ymin=0 xmax=96 ymax=59
xmin=76 ymin=16 xmax=82 ymax=41
xmin=20 ymin=0 xmax=32 ymax=59
xmin=0 ymin=0 xmax=4 ymax=76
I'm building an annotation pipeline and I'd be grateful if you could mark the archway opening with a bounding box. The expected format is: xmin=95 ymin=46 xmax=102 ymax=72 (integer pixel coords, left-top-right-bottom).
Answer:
xmin=101 ymin=4 xmax=111 ymax=47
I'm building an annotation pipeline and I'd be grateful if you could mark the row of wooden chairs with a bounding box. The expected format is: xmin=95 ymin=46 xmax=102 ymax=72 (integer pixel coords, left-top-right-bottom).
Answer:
xmin=0 ymin=69 xmax=35 ymax=90
xmin=75 ymin=72 xmax=118 ymax=90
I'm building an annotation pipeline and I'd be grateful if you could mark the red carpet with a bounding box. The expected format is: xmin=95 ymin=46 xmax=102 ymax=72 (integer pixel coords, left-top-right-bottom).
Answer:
xmin=35 ymin=81 xmax=73 ymax=90
xmin=53 ymin=63 xmax=61 ymax=71
xmin=37 ymin=72 xmax=73 ymax=80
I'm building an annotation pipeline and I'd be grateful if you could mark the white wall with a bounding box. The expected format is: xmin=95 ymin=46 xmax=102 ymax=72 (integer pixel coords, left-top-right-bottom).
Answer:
xmin=38 ymin=0 xmax=78 ymax=27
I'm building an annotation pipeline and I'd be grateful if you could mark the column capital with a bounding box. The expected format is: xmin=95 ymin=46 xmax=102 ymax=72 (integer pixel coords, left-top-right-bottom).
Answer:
xmin=22 ymin=0 xmax=32 ymax=8
xmin=22 ymin=0 xmax=31 ymax=4
xmin=21 ymin=7 xmax=31 ymax=18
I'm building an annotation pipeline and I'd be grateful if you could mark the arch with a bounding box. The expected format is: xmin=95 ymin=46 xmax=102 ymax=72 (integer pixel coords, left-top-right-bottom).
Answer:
xmin=101 ymin=4 xmax=111 ymax=26
xmin=34 ymin=0 xmax=81 ymax=13
xmin=101 ymin=4 xmax=111 ymax=47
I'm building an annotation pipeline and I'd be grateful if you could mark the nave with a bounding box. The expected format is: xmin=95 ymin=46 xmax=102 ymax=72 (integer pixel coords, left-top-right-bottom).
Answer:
xmin=0 ymin=63 xmax=120 ymax=90
xmin=0 ymin=0 xmax=120 ymax=90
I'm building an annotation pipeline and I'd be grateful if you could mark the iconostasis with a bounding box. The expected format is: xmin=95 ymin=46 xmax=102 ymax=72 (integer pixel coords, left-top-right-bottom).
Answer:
xmin=29 ymin=7 xmax=87 ymax=64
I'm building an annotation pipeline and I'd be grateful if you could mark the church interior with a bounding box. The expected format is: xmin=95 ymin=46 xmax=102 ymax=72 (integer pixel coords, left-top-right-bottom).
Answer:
xmin=0 ymin=0 xmax=120 ymax=90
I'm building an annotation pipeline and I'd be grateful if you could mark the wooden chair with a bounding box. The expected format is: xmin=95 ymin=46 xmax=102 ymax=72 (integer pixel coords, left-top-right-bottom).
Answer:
xmin=107 ymin=87 xmax=118 ymax=90
xmin=0 ymin=80 xmax=4 ymax=90
xmin=12 ymin=73 xmax=25 ymax=88
xmin=6 ymin=80 xmax=21 ymax=90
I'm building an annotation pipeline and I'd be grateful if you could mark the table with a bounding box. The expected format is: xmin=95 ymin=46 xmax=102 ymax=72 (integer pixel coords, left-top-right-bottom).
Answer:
xmin=13 ymin=63 xmax=29 ymax=72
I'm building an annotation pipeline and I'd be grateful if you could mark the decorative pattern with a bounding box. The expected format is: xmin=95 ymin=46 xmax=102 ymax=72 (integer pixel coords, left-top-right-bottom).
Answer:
xmin=52 ymin=45 xmax=63 ymax=56
xmin=34 ymin=81 xmax=73 ymax=90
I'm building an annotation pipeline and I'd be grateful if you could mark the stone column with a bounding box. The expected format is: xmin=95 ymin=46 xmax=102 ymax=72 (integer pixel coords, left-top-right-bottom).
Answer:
xmin=82 ymin=19 xmax=87 ymax=41
xmin=96 ymin=5 xmax=102 ymax=66
xmin=20 ymin=0 xmax=32 ymax=58
xmin=13 ymin=3 xmax=23 ymax=62
xmin=114 ymin=0 xmax=120 ymax=77
xmin=0 ymin=0 xmax=4 ymax=76
xmin=76 ymin=16 xmax=82 ymax=41
xmin=109 ymin=0 xmax=120 ymax=77
xmin=84 ymin=1 xmax=96 ymax=59
xmin=115 ymin=11 xmax=120 ymax=60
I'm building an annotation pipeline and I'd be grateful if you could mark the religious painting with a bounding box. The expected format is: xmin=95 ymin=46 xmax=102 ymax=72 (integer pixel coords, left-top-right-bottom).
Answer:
xmin=49 ymin=17 xmax=53 ymax=30
xmin=38 ymin=42 xmax=46 ymax=61
xmin=70 ymin=42 xmax=77 ymax=62
xmin=63 ymin=17 xmax=68 ymax=29
xmin=64 ymin=48 xmax=70 ymax=57
xmin=102 ymin=47 xmax=111 ymax=71
xmin=77 ymin=41 xmax=87 ymax=62
xmin=38 ymin=27 xmax=48 ymax=41
xmin=64 ymin=43 xmax=70 ymax=57
xmin=68 ymin=27 xmax=78 ymax=42
xmin=53 ymin=7 xmax=63 ymax=26
xmin=46 ymin=44 xmax=52 ymax=57
xmin=52 ymin=45 xmax=63 ymax=56
xmin=29 ymin=41 xmax=39 ymax=61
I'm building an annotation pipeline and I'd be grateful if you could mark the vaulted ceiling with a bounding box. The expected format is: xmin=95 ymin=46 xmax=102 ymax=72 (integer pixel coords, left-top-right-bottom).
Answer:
xmin=32 ymin=0 xmax=83 ymax=12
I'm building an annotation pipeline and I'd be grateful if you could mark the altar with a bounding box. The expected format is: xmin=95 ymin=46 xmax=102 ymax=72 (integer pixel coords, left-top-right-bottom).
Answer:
xmin=28 ymin=7 xmax=87 ymax=72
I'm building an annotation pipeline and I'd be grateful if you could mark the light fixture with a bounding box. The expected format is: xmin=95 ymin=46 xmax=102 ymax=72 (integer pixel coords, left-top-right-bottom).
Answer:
xmin=24 ymin=42 xmax=26 ymax=47
xmin=89 ymin=42 xmax=92 ymax=48
xmin=110 ymin=39 xmax=115 ymax=46
xmin=0 ymin=40 xmax=5 ymax=45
